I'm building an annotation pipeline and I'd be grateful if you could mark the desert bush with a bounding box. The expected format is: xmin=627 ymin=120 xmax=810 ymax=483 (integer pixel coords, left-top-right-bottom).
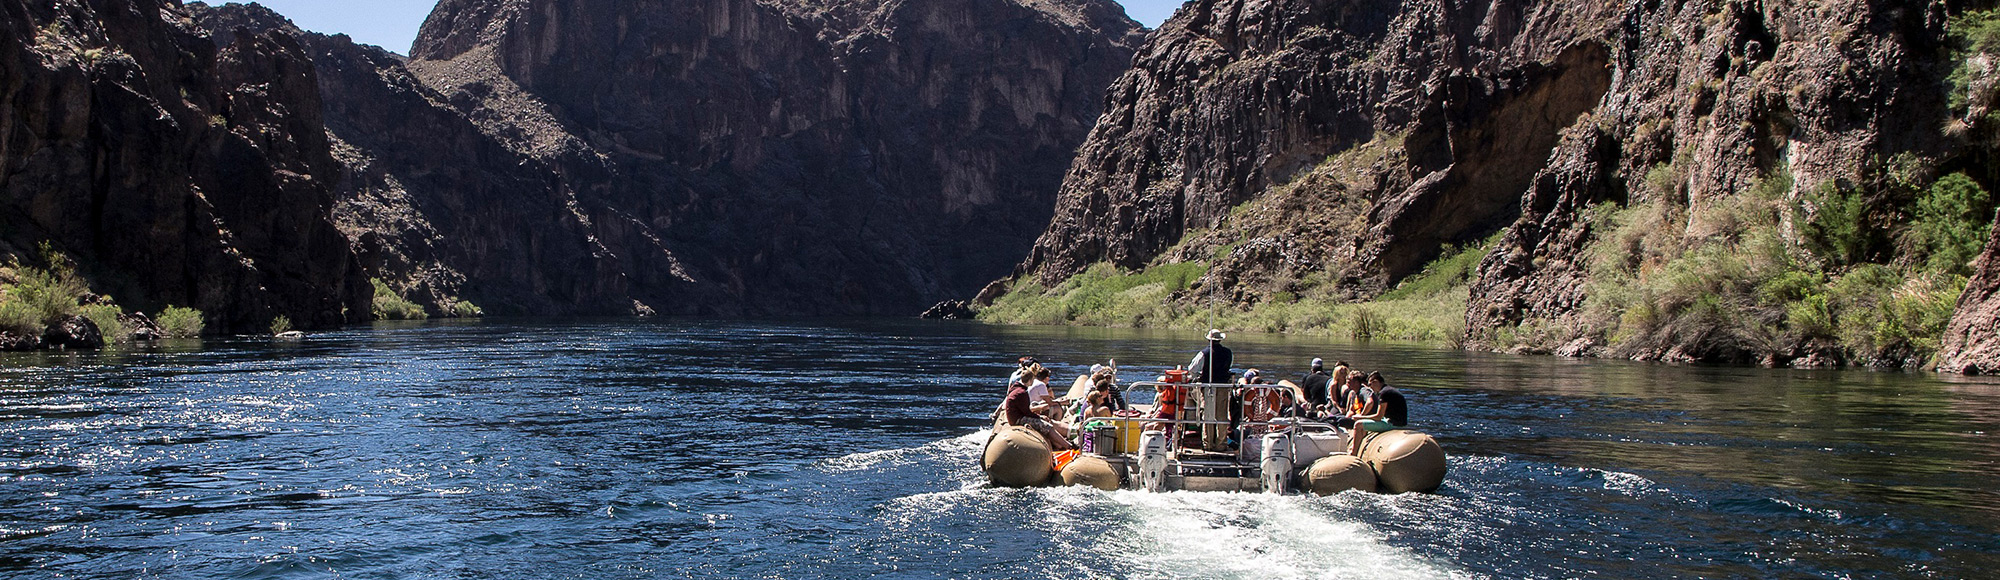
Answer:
xmin=1800 ymin=181 xmax=1888 ymax=268
xmin=979 ymin=262 xmax=1207 ymax=327
xmin=371 ymin=278 xmax=428 ymax=320
xmin=1906 ymin=172 xmax=1995 ymax=276
xmin=0 ymin=244 xmax=120 ymax=337
xmin=448 ymin=300 xmax=484 ymax=318
xmin=157 ymin=306 xmax=204 ymax=338
xmin=81 ymin=304 xmax=125 ymax=343
xmin=0 ymin=300 xmax=39 ymax=335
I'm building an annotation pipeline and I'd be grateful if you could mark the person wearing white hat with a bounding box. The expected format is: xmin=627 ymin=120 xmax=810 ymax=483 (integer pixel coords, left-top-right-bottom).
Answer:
xmin=1188 ymin=329 xmax=1233 ymax=384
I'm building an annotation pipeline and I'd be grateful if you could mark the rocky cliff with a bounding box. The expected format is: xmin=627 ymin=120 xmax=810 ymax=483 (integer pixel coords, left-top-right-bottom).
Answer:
xmin=397 ymin=0 xmax=1143 ymax=315
xmin=1 ymin=0 xmax=367 ymax=332
xmin=194 ymin=2 xmax=631 ymax=316
xmin=5 ymin=0 xmax=1140 ymax=333
xmin=989 ymin=0 xmax=1998 ymax=369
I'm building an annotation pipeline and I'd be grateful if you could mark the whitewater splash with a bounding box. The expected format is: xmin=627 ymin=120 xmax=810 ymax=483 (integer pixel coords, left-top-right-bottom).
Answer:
xmin=850 ymin=431 xmax=1478 ymax=580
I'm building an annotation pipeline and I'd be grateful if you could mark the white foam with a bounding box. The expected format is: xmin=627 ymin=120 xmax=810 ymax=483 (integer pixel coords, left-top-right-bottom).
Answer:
xmin=818 ymin=430 xmax=990 ymax=473
xmin=1054 ymin=490 xmax=1481 ymax=580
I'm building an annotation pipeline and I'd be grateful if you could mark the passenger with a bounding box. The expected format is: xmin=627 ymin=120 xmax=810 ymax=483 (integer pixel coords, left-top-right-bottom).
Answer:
xmin=1333 ymin=374 xmax=1368 ymax=429
xmin=1147 ymin=379 xmax=1182 ymax=431
xmin=1345 ymin=371 xmax=1404 ymax=456
xmin=1236 ymin=369 xmax=1282 ymax=442
xmin=1367 ymin=371 xmax=1407 ymax=427
xmin=1003 ymin=380 xmax=1072 ymax=450
xmin=1274 ymin=387 xmax=1313 ymax=419
xmin=1083 ymin=375 xmax=1117 ymax=419
xmin=1090 ymin=363 xmax=1128 ymax=411
xmin=1188 ymin=329 xmax=1233 ymax=384
xmin=1325 ymin=361 xmax=1352 ymax=415
xmin=1027 ymin=367 xmax=1063 ymax=419
xmin=1007 ymin=356 xmax=1038 ymax=393
xmin=1298 ymin=358 xmax=1331 ymax=410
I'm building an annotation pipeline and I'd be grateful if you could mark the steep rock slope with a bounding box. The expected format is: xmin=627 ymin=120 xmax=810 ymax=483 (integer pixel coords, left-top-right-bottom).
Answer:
xmin=993 ymin=0 xmax=1985 ymax=367
xmin=0 ymin=0 xmax=366 ymax=331
xmin=1006 ymin=0 xmax=1623 ymax=299
xmin=405 ymin=0 xmax=1144 ymax=315
xmin=194 ymin=3 xmax=630 ymax=315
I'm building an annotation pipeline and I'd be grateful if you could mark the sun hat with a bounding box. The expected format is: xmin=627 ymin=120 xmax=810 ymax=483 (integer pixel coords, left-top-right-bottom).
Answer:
xmin=1206 ymin=329 xmax=1226 ymax=341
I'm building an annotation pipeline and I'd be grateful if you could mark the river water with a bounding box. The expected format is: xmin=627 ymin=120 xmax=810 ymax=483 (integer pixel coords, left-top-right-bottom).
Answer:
xmin=1 ymin=319 xmax=1995 ymax=579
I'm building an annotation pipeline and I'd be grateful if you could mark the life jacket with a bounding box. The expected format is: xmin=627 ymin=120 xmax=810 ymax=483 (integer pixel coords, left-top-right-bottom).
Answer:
xmin=1051 ymin=449 xmax=1080 ymax=471
xmin=1154 ymin=385 xmax=1181 ymax=418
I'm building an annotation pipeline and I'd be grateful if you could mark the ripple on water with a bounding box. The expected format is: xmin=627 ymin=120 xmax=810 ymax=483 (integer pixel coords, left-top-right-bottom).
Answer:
xmin=0 ymin=320 xmax=1995 ymax=579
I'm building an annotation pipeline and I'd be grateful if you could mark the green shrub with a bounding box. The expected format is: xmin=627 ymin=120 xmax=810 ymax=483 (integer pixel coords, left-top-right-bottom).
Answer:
xmin=1349 ymin=307 xmax=1381 ymax=341
xmin=1907 ymin=172 xmax=1995 ymax=276
xmin=978 ymin=262 xmax=1207 ymax=327
xmin=1 ymin=244 xmax=118 ymax=337
xmin=1948 ymin=9 xmax=2000 ymax=111
xmin=157 ymin=306 xmax=204 ymax=338
xmin=370 ymin=278 xmax=428 ymax=320
xmin=447 ymin=300 xmax=484 ymax=318
xmin=1800 ymin=181 xmax=1880 ymax=266
xmin=0 ymin=300 xmax=39 ymax=335
xmin=81 ymin=304 xmax=125 ymax=343
xmin=1379 ymin=233 xmax=1499 ymax=301
xmin=269 ymin=315 xmax=292 ymax=335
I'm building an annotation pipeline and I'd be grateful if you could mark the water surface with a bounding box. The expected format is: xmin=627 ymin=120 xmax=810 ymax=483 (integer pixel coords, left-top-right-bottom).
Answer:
xmin=2 ymin=319 xmax=1995 ymax=578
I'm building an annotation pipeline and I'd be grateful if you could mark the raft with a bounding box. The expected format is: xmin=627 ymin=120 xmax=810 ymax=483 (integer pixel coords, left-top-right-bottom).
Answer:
xmin=979 ymin=375 xmax=1447 ymax=495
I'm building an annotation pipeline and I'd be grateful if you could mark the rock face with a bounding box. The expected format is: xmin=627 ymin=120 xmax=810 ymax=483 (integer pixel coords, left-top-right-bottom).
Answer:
xmin=0 ymin=0 xmax=369 ymax=332
xmin=1008 ymin=0 xmax=1622 ymax=300
xmin=997 ymin=0 xmax=1987 ymax=367
xmin=1464 ymin=1 xmax=1953 ymax=359
xmin=391 ymin=0 xmax=1143 ymax=315
xmin=194 ymin=3 xmax=628 ymax=315
xmin=1938 ymin=220 xmax=2000 ymax=374
xmin=5 ymin=0 xmax=1138 ymax=325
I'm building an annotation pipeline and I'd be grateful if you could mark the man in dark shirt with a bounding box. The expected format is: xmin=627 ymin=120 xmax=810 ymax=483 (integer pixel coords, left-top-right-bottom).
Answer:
xmin=1375 ymin=383 xmax=1408 ymax=427
xmin=1190 ymin=329 xmax=1233 ymax=384
xmin=1298 ymin=358 xmax=1331 ymax=408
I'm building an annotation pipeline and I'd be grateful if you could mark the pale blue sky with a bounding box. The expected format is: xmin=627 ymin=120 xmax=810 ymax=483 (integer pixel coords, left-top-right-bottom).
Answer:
xmin=237 ymin=0 xmax=1185 ymax=55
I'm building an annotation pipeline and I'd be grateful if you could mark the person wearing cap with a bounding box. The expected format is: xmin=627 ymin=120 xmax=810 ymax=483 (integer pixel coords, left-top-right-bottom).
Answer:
xmin=1188 ymin=329 xmax=1233 ymax=384
xmin=1298 ymin=358 xmax=1331 ymax=411
xmin=1235 ymin=368 xmax=1282 ymax=443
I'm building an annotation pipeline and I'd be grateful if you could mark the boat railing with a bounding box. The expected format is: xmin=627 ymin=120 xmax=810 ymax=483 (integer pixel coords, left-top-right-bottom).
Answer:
xmin=1063 ymin=380 xmax=1343 ymax=454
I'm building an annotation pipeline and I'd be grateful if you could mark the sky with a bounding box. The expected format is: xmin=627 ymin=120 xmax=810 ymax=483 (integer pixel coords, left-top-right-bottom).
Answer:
xmin=240 ymin=0 xmax=1186 ymax=55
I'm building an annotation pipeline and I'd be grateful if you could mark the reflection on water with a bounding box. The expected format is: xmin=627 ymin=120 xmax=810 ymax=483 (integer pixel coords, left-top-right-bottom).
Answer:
xmin=0 ymin=318 xmax=1995 ymax=579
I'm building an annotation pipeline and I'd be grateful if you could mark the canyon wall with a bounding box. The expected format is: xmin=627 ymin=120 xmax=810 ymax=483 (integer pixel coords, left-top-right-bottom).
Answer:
xmin=991 ymin=0 xmax=1994 ymax=369
xmin=403 ymin=0 xmax=1143 ymax=315
xmin=1 ymin=0 xmax=367 ymax=332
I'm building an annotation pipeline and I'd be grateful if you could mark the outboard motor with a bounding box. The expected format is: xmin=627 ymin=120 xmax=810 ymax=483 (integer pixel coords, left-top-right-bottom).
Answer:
xmin=1137 ymin=430 xmax=1170 ymax=492
xmin=1259 ymin=431 xmax=1294 ymax=494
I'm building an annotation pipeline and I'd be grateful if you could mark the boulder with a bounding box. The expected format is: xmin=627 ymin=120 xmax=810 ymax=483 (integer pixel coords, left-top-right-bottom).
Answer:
xmin=40 ymin=315 xmax=102 ymax=350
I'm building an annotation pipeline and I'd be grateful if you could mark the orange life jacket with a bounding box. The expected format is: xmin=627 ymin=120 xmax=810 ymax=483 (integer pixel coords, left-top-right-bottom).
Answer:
xmin=1051 ymin=449 xmax=1080 ymax=471
xmin=1155 ymin=385 xmax=1181 ymax=418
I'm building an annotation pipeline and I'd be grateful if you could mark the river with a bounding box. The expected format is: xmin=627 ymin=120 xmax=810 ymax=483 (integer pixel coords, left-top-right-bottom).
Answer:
xmin=1 ymin=319 xmax=1995 ymax=579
